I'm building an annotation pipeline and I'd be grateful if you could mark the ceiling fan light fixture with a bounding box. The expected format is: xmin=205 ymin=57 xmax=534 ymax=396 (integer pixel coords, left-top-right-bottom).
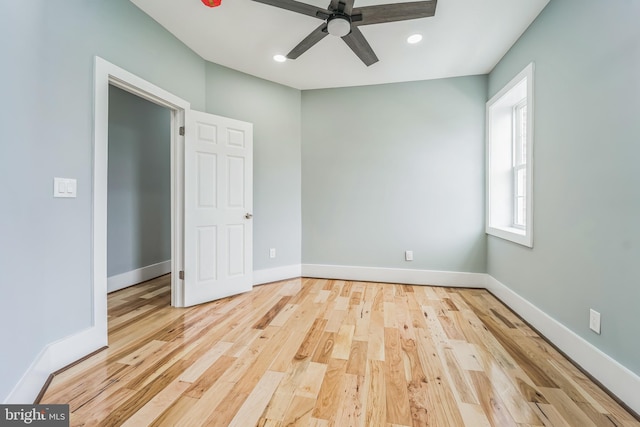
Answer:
xmin=327 ymin=16 xmax=351 ymax=37
xmin=407 ymin=34 xmax=423 ymax=44
xmin=273 ymin=54 xmax=287 ymax=62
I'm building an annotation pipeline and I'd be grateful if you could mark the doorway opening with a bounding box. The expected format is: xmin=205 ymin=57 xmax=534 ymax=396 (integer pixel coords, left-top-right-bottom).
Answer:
xmin=93 ymin=57 xmax=189 ymax=345
xmin=106 ymin=85 xmax=172 ymax=297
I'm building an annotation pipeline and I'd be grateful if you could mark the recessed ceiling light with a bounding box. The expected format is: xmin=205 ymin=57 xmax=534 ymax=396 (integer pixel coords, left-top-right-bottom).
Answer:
xmin=407 ymin=34 xmax=423 ymax=44
xmin=273 ymin=54 xmax=287 ymax=63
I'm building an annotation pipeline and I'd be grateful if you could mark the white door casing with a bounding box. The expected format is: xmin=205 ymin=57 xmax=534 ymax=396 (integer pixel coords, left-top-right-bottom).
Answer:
xmin=183 ymin=110 xmax=253 ymax=306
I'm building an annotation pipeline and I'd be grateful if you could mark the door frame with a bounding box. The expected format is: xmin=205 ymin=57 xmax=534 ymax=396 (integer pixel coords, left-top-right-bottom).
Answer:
xmin=93 ymin=57 xmax=188 ymax=341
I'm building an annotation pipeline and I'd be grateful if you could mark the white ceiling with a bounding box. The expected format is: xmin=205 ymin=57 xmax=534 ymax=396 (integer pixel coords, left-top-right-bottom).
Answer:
xmin=130 ymin=0 xmax=549 ymax=90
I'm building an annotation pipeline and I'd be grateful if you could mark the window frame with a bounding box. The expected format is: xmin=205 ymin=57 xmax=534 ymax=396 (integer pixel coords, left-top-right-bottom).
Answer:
xmin=486 ymin=63 xmax=534 ymax=247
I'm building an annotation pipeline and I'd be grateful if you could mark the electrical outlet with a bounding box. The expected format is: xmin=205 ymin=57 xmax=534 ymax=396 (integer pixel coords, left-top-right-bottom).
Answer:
xmin=589 ymin=309 xmax=601 ymax=334
xmin=269 ymin=248 xmax=276 ymax=259
xmin=405 ymin=250 xmax=413 ymax=261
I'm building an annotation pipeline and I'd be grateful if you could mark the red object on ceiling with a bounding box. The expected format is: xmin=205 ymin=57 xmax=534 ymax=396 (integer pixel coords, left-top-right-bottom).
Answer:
xmin=201 ymin=0 xmax=221 ymax=7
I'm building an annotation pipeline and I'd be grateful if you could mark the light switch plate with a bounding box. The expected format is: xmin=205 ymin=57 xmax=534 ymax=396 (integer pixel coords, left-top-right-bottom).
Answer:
xmin=54 ymin=178 xmax=77 ymax=198
xmin=589 ymin=309 xmax=601 ymax=334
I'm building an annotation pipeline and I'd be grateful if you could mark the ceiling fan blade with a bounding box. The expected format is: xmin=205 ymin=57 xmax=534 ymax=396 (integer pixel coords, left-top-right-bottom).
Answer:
xmin=353 ymin=0 xmax=437 ymax=26
xmin=342 ymin=0 xmax=355 ymax=15
xmin=328 ymin=0 xmax=355 ymax=14
xmin=252 ymin=0 xmax=329 ymax=19
xmin=287 ymin=23 xmax=329 ymax=59
xmin=342 ymin=26 xmax=379 ymax=66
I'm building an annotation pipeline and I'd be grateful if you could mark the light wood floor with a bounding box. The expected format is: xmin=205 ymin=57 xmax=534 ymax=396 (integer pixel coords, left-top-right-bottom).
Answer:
xmin=41 ymin=275 xmax=639 ymax=426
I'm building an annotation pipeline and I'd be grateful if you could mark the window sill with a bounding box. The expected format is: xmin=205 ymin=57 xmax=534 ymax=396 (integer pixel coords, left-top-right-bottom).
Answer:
xmin=486 ymin=225 xmax=532 ymax=248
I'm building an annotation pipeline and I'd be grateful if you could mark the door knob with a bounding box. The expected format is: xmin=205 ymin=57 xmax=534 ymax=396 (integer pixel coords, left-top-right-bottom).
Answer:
xmin=245 ymin=213 xmax=253 ymax=219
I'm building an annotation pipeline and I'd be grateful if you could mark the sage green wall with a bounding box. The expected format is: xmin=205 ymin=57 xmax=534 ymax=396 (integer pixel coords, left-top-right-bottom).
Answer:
xmin=487 ymin=0 xmax=640 ymax=374
xmin=0 ymin=0 xmax=206 ymax=401
xmin=205 ymin=63 xmax=302 ymax=271
xmin=0 ymin=0 xmax=48 ymax=404
xmin=302 ymin=77 xmax=487 ymax=272
xmin=107 ymin=86 xmax=171 ymax=277
xmin=0 ymin=1 xmax=303 ymax=401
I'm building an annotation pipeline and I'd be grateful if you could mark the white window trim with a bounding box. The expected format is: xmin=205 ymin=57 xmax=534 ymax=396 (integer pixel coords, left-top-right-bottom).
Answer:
xmin=486 ymin=63 xmax=534 ymax=247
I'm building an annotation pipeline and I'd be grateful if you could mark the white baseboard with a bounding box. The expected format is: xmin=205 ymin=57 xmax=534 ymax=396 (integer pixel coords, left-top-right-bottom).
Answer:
xmin=486 ymin=275 xmax=640 ymax=415
xmin=301 ymin=264 xmax=487 ymax=288
xmin=4 ymin=325 xmax=106 ymax=404
xmin=107 ymin=260 xmax=171 ymax=293
xmin=254 ymin=264 xmax=302 ymax=286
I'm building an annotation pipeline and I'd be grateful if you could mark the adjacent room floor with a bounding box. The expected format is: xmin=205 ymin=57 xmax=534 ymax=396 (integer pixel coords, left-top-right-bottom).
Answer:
xmin=41 ymin=275 xmax=639 ymax=426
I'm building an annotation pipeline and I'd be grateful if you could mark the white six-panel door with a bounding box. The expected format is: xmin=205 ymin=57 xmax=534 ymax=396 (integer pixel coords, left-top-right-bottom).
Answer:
xmin=183 ymin=110 xmax=253 ymax=307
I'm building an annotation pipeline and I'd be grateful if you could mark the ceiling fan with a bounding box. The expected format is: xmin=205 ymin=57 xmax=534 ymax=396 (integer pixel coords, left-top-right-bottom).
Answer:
xmin=252 ymin=0 xmax=437 ymax=66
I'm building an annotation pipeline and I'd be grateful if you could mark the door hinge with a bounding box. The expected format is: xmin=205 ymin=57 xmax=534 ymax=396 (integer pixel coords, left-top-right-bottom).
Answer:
xmin=179 ymin=126 xmax=185 ymax=136
xmin=179 ymin=270 xmax=184 ymax=280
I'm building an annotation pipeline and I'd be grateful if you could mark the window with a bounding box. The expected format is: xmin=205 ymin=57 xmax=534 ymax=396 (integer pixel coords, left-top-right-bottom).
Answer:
xmin=486 ymin=63 xmax=534 ymax=247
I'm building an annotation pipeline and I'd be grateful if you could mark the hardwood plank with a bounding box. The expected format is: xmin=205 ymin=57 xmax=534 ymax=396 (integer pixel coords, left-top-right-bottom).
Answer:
xmin=540 ymin=387 xmax=598 ymax=427
xmin=312 ymin=358 xmax=348 ymax=421
xmin=346 ymin=340 xmax=368 ymax=377
xmin=529 ymin=402 xmax=572 ymax=427
xmin=449 ymin=340 xmax=484 ymax=372
xmin=120 ymin=378 xmax=190 ymax=427
xmin=39 ymin=277 xmax=640 ymax=427
xmin=269 ymin=303 xmax=298 ymax=327
xmin=282 ymin=395 xmax=315 ymax=426
xmin=295 ymin=318 xmax=328 ymax=361
xmin=311 ymin=331 xmax=336 ymax=365
xmin=363 ymin=360 xmax=386 ymax=427
xmin=262 ymin=359 xmax=312 ymax=421
xmin=353 ymin=300 xmax=372 ymax=341
xmin=117 ymin=340 xmax=167 ymax=366
xmin=414 ymin=325 xmax=466 ymax=426
xmin=108 ymin=304 xmax=156 ymax=330
xmin=400 ymin=335 xmax=430 ymax=426
xmin=383 ymin=327 xmax=412 ymax=426
xmin=183 ymin=355 xmax=236 ymax=398
xmin=324 ymin=309 xmax=346 ymax=333
xmin=177 ymin=379 xmax=237 ymax=427
xmin=270 ymin=299 xmax=325 ymax=372
xmin=383 ymin=301 xmax=397 ymax=328
xmin=458 ymin=402 xmax=493 ymax=427
xmin=470 ymin=370 xmax=519 ymax=427
xmin=253 ymin=296 xmax=292 ymax=329
xmin=99 ymin=359 xmax=190 ymax=426
xmin=483 ymin=356 xmax=543 ymax=425
xmin=224 ymin=328 xmax=263 ymax=358
xmin=464 ymin=296 xmax=558 ymax=388
xmin=228 ymin=370 xmax=285 ymax=427
xmin=149 ymin=395 xmax=200 ymax=427
xmin=295 ymin=361 xmax=328 ymax=400
xmin=367 ymin=310 xmax=386 ymax=361
xmin=332 ymin=324 xmax=355 ymax=360
xmin=442 ymin=347 xmax=478 ymax=405
xmin=73 ymin=387 xmax=138 ymax=426
xmin=334 ymin=373 xmax=364 ymax=426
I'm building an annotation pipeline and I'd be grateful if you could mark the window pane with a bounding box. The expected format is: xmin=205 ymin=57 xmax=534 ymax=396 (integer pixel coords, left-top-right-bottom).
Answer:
xmin=517 ymin=167 xmax=526 ymax=197
xmin=519 ymin=104 xmax=527 ymax=164
xmin=516 ymin=197 xmax=526 ymax=227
